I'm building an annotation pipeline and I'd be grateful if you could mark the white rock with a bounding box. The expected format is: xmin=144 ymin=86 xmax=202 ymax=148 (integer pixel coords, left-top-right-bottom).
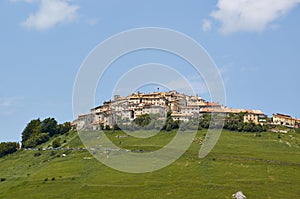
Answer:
xmin=232 ymin=191 xmax=246 ymax=199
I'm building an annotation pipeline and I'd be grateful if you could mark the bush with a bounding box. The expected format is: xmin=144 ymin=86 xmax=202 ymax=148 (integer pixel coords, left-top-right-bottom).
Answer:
xmin=113 ymin=123 xmax=121 ymax=130
xmin=0 ymin=142 xmax=19 ymax=158
xmin=0 ymin=178 xmax=6 ymax=182
xmin=255 ymin=132 xmax=262 ymax=137
xmin=33 ymin=152 xmax=41 ymax=157
xmin=52 ymin=138 xmax=61 ymax=148
xmin=133 ymin=114 xmax=151 ymax=127
xmin=104 ymin=125 xmax=110 ymax=130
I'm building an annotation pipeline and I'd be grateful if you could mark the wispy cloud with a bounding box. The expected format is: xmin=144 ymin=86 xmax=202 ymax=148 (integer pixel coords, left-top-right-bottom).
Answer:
xmin=202 ymin=19 xmax=212 ymax=32
xmin=0 ymin=97 xmax=23 ymax=115
xmin=19 ymin=0 xmax=79 ymax=31
xmin=210 ymin=0 xmax=300 ymax=34
xmin=86 ymin=18 xmax=100 ymax=26
xmin=9 ymin=0 xmax=37 ymax=3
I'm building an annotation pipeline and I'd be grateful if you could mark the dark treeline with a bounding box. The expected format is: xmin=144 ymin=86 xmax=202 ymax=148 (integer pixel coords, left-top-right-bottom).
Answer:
xmin=21 ymin=118 xmax=71 ymax=149
xmin=210 ymin=113 xmax=266 ymax=132
xmin=111 ymin=112 xmax=266 ymax=133
xmin=0 ymin=118 xmax=72 ymax=158
xmin=113 ymin=112 xmax=180 ymax=131
xmin=0 ymin=142 xmax=19 ymax=158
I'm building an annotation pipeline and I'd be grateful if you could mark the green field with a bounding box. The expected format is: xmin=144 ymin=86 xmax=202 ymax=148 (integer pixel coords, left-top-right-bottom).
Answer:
xmin=0 ymin=130 xmax=299 ymax=198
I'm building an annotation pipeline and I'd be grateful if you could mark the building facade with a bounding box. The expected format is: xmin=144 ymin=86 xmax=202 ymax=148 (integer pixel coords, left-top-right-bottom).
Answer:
xmin=243 ymin=110 xmax=267 ymax=125
xmin=73 ymin=91 xmax=268 ymax=130
xmin=272 ymin=113 xmax=296 ymax=128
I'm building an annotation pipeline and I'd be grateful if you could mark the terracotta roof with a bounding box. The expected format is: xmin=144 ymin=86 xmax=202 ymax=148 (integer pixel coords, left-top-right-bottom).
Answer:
xmin=245 ymin=110 xmax=264 ymax=114
xmin=206 ymin=102 xmax=221 ymax=106
xmin=200 ymin=108 xmax=263 ymax=115
xmin=171 ymin=113 xmax=193 ymax=117
xmin=273 ymin=113 xmax=292 ymax=119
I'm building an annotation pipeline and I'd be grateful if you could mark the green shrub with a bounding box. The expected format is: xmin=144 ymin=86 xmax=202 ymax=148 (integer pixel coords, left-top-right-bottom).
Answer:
xmin=0 ymin=142 xmax=19 ymax=158
xmin=52 ymin=138 xmax=61 ymax=148
xmin=33 ymin=152 xmax=41 ymax=157
xmin=0 ymin=178 xmax=6 ymax=182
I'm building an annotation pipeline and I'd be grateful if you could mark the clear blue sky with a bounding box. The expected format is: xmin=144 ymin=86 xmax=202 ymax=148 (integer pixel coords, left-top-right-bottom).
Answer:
xmin=1 ymin=0 xmax=299 ymax=141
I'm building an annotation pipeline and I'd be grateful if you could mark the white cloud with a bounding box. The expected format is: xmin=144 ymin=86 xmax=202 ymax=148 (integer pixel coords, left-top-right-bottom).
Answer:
xmin=86 ymin=18 xmax=100 ymax=26
xmin=21 ymin=0 xmax=79 ymax=31
xmin=211 ymin=0 xmax=300 ymax=34
xmin=202 ymin=19 xmax=212 ymax=32
xmin=0 ymin=97 xmax=23 ymax=115
xmin=9 ymin=0 xmax=37 ymax=3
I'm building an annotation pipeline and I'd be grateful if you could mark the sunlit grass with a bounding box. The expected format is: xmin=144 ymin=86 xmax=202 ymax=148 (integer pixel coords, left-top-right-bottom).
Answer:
xmin=0 ymin=130 xmax=299 ymax=198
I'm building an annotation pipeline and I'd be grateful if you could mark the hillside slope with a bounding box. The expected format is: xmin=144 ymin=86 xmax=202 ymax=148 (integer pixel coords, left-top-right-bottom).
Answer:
xmin=0 ymin=130 xmax=299 ymax=198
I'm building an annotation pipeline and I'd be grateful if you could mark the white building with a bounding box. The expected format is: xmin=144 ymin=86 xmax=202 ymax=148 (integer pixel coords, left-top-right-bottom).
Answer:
xmin=73 ymin=91 xmax=267 ymax=130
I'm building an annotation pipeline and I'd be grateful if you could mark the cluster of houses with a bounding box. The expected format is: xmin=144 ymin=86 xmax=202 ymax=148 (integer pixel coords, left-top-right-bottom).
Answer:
xmin=73 ymin=91 xmax=299 ymax=130
xmin=272 ymin=113 xmax=300 ymax=129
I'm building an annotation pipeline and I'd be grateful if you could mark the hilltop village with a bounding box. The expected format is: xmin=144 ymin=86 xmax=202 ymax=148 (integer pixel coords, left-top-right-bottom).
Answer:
xmin=73 ymin=91 xmax=300 ymax=130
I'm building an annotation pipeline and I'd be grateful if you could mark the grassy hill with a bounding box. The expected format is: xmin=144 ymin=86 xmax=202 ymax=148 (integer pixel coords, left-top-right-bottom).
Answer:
xmin=0 ymin=130 xmax=299 ymax=198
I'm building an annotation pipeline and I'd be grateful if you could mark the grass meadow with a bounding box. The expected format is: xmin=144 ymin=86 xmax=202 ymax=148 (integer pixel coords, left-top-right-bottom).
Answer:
xmin=0 ymin=130 xmax=299 ymax=198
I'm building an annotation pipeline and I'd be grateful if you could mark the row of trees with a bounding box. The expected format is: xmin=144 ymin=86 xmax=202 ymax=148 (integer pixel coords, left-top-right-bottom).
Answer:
xmin=223 ymin=113 xmax=266 ymax=132
xmin=0 ymin=142 xmax=19 ymax=158
xmin=112 ymin=112 xmax=180 ymax=131
xmin=21 ymin=118 xmax=71 ymax=148
xmin=183 ymin=113 xmax=266 ymax=132
xmin=109 ymin=112 xmax=266 ymax=133
xmin=0 ymin=118 xmax=71 ymax=158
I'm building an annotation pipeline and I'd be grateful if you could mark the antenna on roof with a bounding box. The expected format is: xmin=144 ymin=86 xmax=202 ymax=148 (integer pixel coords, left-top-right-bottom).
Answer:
xmin=157 ymin=87 xmax=160 ymax=92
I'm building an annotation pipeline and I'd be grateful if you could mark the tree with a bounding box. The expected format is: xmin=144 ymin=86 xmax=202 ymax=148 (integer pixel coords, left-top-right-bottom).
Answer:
xmin=21 ymin=119 xmax=41 ymax=148
xmin=40 ymin=118 xmax=58 ymax=136
xmin=186 ymin=119 xmax=199 ymax=130
xmin=133 ymin=114 xmax=151 ymax=127
xmin=21 ymin=118 xmax=70 ymax=149
xmin=199 ymin=114 xmax=211 ymax=129
xmin=0 ymin=142 xmax=18 ymax=158
xmin=237 ymin=122 xmax=244 ymax=132
xmin=22 ymin=133 xmax=50 ymax=148
xmin=163 ymin=112 xmax=178 ymax=131
xmin=57 ymin=122 xmax=71 ymax=135
xmin=105 ymin=125 xmax=111 ymax=130
xmin=113 ymin=123 xmax=121 ymax=130
xmin=243 ymin=122 xmax=257 ymax=132
xmin=99 ymin=123 xmax=105 ymax=130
